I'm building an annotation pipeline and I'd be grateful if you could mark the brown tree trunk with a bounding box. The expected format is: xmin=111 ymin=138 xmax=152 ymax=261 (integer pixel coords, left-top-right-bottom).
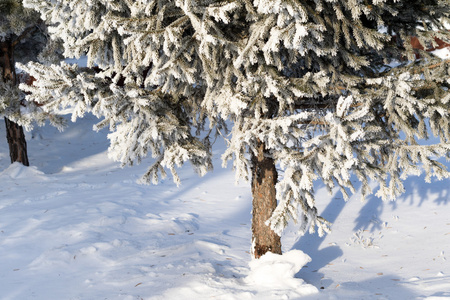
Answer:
xmin=4 ymin=117 xmax=29 ymax=166
xmin=251 ymin=139 xmax=282 ymax=258
xmin=1 ymin=40 xmax=30 ymax=166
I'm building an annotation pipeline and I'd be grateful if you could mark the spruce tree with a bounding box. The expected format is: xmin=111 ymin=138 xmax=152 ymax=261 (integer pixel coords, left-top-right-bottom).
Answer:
xmin=207 ymin=0 xmax=450 ymax=258
xmin=0 ymin=0 xmax=63 ymax=166
xmin=22 ymin=0 xmax=450 ymax=260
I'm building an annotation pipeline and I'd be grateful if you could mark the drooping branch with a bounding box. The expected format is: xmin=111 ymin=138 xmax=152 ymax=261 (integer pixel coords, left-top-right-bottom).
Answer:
xmin=11 ymin=20 xmax=43 ymax=48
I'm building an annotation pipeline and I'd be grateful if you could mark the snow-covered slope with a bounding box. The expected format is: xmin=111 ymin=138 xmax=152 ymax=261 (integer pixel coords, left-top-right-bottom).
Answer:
xmin=0 ymin=115 xmax=449 ymax=299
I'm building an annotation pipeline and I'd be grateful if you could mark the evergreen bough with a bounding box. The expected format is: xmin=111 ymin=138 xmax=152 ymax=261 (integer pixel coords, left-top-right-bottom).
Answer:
xmin=0 ymin=0 xmax=63 ymax=130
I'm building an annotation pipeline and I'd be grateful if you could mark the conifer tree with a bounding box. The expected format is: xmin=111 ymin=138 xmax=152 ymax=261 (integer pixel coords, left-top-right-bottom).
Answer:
xmin=0 ymin=0 xmax=63 ymax=166
xmin=22 ymin=0 xmax=450 ymax=260
xmin=201 ymin=0 xmax=450 ymax=258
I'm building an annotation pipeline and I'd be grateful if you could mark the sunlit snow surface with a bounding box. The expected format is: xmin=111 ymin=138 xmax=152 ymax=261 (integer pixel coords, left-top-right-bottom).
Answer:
xmin=0 ymin=113 xmax=449 ymax=299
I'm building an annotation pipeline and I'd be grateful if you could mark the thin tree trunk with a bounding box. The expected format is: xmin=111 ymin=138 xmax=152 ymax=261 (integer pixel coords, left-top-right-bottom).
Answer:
xmin=1 ymin=40 xmax=30 ymax=166
xmin=4 ymin=117 xmax=29 ymax=166
xmin=251 ymin=139 xmax=281 ymax=258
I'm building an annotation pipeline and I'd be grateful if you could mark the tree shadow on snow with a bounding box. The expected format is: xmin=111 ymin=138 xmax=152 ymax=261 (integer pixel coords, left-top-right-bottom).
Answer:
xmin=391 ymin=174 xmax=450 ymax=207
xmin=291 ymin=169 xmax=450 ymax=288
xmin=354 ymin=174 xmax=450 ymax=232
xmin=26 ymin=114 xmax=112 ymax=174
xmin=291 ymin=194 xmax=345 ymax=286
xmin=299 ymin=273 xmax=421 ymax=299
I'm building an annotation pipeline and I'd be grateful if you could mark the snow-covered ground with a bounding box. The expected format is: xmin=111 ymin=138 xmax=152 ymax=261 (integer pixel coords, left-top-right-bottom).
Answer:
xmin=0 ymin=114 xmax=449 ymax=299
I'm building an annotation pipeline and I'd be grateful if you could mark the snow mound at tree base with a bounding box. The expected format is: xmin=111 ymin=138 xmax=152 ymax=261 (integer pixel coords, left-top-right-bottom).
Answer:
xmin=0 ymin=162 xmax=46 ymax=179
xmin=245 ymin=250 xmax=318 ymax=296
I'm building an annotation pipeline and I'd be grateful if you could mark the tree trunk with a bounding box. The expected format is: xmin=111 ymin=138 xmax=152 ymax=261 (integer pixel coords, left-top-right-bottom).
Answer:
xmin=4 ymin=117 xmax=29 ymax=166
xmin=1 ymin=40 xmax=30 ymax=166
xmin=251 ymin=139 xmax=281 ymax=258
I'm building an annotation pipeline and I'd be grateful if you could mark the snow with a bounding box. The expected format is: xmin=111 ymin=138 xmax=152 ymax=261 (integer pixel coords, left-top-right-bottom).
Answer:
xmin=0 ymin=114 xmax=450 ymax=299
xmin=433 ymin=47 xmax=450 ymax=60
xmin=246 ymin=250 xmax=318 ymax=297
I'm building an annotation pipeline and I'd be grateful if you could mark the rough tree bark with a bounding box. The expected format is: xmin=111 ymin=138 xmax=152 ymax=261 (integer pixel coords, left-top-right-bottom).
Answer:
xmin=4 ymin=117 xmax=29 ymax=166
xmin=0 ymin=40 xmax=30 ymax=166
xmin=251 ymin=139 xmax=282 ymax=258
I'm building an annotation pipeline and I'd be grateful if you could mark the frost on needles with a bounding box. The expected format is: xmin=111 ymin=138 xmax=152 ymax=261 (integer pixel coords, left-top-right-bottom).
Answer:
xmin=21 ymin=0 xmax=450 ymax=245
xmin=0 ymin=0 xmax=64 ymax=131
xmin=20 ymin=0 xmax=215 ymax=186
